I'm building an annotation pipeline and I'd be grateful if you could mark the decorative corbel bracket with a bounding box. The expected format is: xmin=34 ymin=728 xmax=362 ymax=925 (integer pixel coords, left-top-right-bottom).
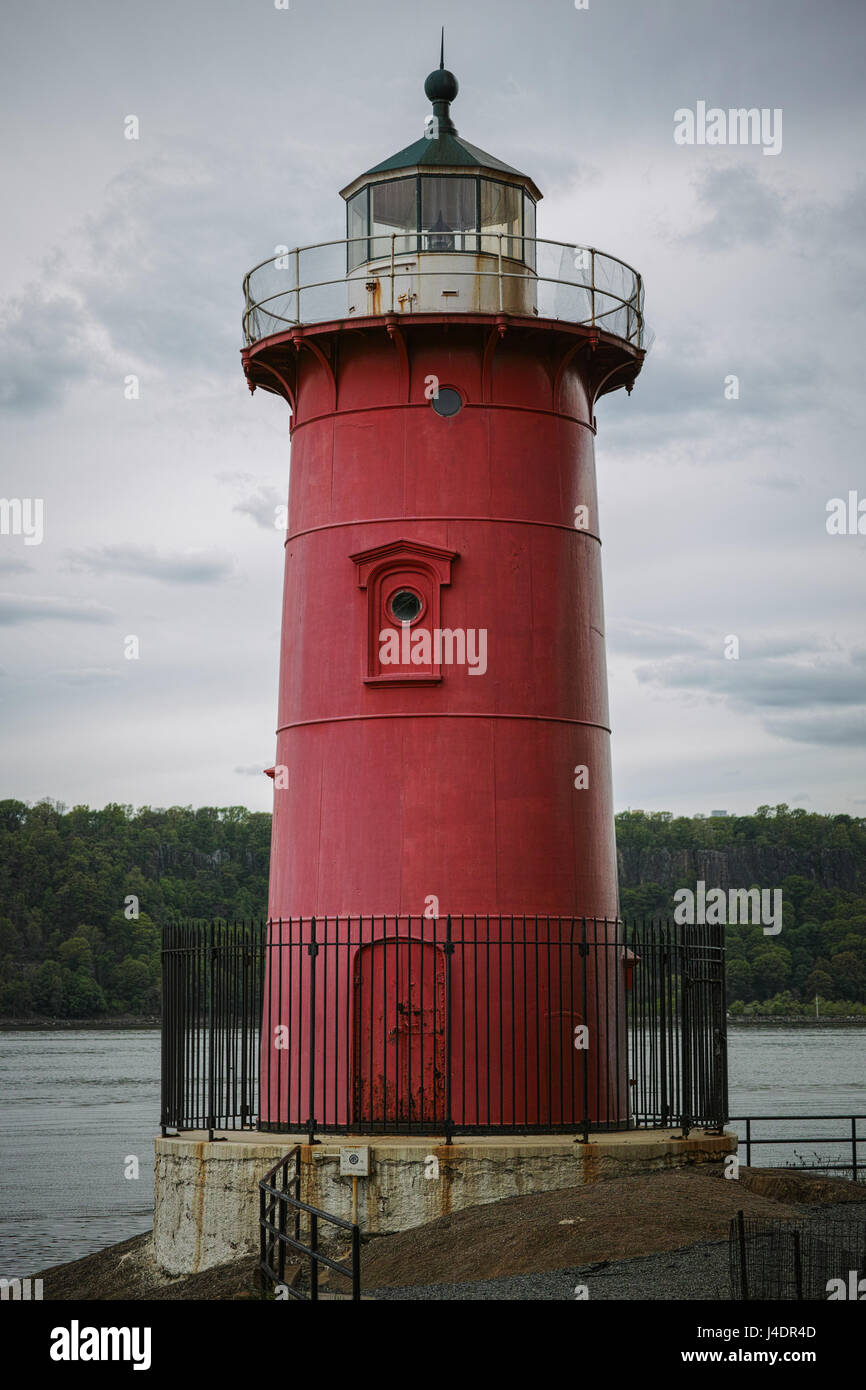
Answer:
xmin=384 ymin=317 xmax=411 ymax=402
xmin=292 ymin=331 xmax=337 ymax=414
xmin=481 ymin=319 xmax=508 ymax=402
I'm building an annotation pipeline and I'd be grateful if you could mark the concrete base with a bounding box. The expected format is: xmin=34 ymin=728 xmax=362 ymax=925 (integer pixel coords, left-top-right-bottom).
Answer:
xmin=153 ymin=1127 xmax=736 ymax=1275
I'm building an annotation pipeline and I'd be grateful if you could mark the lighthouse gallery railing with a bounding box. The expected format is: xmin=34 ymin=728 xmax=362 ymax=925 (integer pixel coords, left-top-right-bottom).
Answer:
xmin=160 ymin=917 xmax=727 ymax=1141
xmin=242 ymin=235 xmax=647 ymax=349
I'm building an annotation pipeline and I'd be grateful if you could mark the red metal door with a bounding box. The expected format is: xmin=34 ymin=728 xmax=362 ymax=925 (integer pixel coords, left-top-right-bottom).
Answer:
xmin=353 ymin=938 xmax=445 ymax=1127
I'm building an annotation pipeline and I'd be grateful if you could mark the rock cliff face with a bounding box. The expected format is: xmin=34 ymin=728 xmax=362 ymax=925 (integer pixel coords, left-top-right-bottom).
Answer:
xmin=616 ymin=845 xmax=861 ymax=894
xmin=150 ymin=841 xmax=861 ymax=893
xmin=154 ymin=845 xmax=265 ymax=873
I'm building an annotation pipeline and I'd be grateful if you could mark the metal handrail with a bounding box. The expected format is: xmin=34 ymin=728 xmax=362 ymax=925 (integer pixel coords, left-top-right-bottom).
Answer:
xmin=242 ymin=233 xmax=646 ymax=349
xmin=259 ymin=1146 xmax=361 ymax=1301
xmin=728 ymin=1114 xmax=864 ymax=1180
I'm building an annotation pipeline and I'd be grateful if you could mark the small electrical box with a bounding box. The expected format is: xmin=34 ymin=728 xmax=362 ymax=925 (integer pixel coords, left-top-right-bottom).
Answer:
xmin=339 ymin=1146 xmax=370 ymax=1177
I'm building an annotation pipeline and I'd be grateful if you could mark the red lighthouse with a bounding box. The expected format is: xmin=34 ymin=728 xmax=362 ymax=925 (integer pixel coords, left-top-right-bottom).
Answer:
xmin=242 ymin=50 xmax=646 ymax=1135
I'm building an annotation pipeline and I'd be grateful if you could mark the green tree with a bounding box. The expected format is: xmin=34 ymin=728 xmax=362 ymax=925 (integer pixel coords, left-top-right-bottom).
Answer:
xmin=751 ymin=946 xmax=792 ymax=1000
xmin=726 ymin=957 xmax=754 ymax=1003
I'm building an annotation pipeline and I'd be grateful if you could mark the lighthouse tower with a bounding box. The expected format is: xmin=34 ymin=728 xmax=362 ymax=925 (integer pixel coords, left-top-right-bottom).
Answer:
xmin=242 ymin=49 xmax=646 ymax=1135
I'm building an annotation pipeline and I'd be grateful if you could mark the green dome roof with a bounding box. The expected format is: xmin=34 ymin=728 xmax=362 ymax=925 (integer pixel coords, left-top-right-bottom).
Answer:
xmin=362 ymin=131 xmax=531 ymax=182
xmin=340 ymin=40 xmax=542 ymax=202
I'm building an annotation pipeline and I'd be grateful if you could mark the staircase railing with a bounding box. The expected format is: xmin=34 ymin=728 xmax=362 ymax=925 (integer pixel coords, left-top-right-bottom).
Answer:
xmin=259 ymin=1147 xmax=361 ymax=1301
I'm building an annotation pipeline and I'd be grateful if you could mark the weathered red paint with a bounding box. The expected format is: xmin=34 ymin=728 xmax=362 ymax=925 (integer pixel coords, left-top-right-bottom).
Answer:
xmin=248 ymin=297 xmax=642 ymax=1128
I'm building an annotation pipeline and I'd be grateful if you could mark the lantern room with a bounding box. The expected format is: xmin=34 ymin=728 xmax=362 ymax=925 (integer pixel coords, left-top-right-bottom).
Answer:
xmin=339 ymin=52 xmax=541 ymax=316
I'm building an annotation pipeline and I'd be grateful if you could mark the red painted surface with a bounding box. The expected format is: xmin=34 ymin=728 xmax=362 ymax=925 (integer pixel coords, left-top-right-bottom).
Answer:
xmin=247 ymin=311 xmax=643 ymax=1130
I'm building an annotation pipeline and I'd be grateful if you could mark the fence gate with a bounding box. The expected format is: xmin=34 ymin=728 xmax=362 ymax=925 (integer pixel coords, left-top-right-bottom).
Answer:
xmin=681 ymin=923 xmax=727 ymax=1135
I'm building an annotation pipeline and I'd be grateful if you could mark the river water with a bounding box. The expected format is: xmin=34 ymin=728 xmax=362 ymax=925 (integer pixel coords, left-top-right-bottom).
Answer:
xmin=0 ymin=1024 xmax=863 ymax=1274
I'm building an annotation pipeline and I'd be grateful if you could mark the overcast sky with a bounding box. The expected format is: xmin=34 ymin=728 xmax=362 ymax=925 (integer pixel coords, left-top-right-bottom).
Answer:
xmin=1 ymin=0 xmax=864 ymax=817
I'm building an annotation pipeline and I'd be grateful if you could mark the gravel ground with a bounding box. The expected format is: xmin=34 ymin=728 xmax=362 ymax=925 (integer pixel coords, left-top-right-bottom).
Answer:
xmin=371 ymin=1202 xmax=866 ymax=1301
xmin=355 ymin=1167 xmax=814 ymax=1291
xmin=370 ymin=1241 xmax=730 ymax=1301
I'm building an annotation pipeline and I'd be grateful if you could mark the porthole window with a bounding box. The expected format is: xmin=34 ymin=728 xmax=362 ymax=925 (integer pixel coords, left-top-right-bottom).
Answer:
xmin=431 ymin=387 xmax=463 ymax=418
xmin=389 ymin=588 xmax=423 ymax=623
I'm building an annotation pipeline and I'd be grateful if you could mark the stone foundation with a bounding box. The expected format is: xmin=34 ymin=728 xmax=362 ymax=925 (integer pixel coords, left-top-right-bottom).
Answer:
xmin=153 ymin=1128 xmax=737 ymax=1275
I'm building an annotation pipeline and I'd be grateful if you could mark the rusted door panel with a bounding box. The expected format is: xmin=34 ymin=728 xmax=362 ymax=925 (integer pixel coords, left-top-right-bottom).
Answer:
xmin=353 ymin=939 xmax=445 ymax=1127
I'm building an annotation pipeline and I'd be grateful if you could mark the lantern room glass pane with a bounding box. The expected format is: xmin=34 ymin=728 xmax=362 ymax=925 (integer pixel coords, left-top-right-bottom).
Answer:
xmin=371 ymin=178 xmax=417 ymax=260
xmin=523 ymin=193 xmax=536 ymax=270
xmin=347 ymin=190 xmax=368 ymax=270
xmin=421 ymin=176 xmax=478 ymax=252
xmin=481 ymin=180 xmax=522 ymax=261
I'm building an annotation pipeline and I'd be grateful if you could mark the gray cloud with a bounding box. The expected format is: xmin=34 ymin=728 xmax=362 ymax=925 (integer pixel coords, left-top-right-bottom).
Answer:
xmin=746 ymin=635 xmax=841 ymax=661
xmin=0 ymin=593 xmax=114 ymax=625
xmin=604 ymin=342 xmax=813 ymax=435
xmin=633 ymin=633 xmax=866 ymax=754
xmin=636 ymin=651 xmax=866 ymax=710
xmin=765 ymin=711 xmax=866 ymax=746
xmin=54 ymin=667 xmax=124 ymax=686
xmin=608 ymin=621 xmax=705 ymax=657
xmin=0 ymin=153 xmax=330 ymax=416
xmin=67 ymin=545 xmax=235 ymax=584
xmin=684 ymin=165 xmax=786 ymax=251
xmin=0 ymin=289 xmax=93 ymax=412
xmin=754 ymin=475 xmax=803 ymax=493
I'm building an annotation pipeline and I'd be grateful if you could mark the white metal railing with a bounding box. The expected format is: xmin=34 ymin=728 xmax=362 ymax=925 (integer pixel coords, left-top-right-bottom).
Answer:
xmin=242 ymin=234 xmax=646 ymax=349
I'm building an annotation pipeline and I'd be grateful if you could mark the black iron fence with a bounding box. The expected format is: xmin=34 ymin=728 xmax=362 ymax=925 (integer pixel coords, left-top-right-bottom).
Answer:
xmin=731 ymin=1210 xmax=866 ymax=1300
xmin=160 ymin=917 xmax=727 ymax=1140
xmin=259 ymin=1147 xmax=361 ymax=1301
xmin=729 ymin=1115 xmax=865 ymax=1181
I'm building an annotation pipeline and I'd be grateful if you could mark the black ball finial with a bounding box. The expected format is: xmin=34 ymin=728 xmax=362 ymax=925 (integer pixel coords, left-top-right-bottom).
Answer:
xmin=424 ymin=27 xmax=458 ymax=133
xmin=424 ymin=66 xmax=458 ymax=104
